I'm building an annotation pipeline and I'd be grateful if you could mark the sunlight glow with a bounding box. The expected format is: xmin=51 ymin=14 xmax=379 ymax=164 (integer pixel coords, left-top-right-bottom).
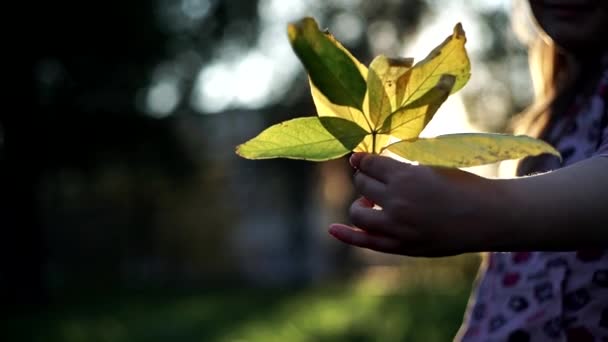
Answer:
xmin=258 ymin=0 xmax=308 ymax=23
xmin=396 ymin=0 xmax=513 ymax=177
xmin=180 ymin=0 xmax=211 ymax=20
xmin=192 ymin=63 xmax=233 ymax=113
xmin=192 ymin=0 xmax=313 ymax=114
xmin=145 ymin=79 xmax=180 ymax=118
xmin=368 ymin=20 xmax=399 ymax=55
xmin=192 ymin=49 xmax=301 ymax=114
xmin=418 ymin=96 xmax=473 ymax=138
xmin=330 ymin=12 xmax=364 ymax=45
xmin=233 ymin=52 xmax=276 ymax=106
xmin=402 ymin=7 xmax=483 ymax=61
xmin=401 ymin=4 xmax=482 ymax=139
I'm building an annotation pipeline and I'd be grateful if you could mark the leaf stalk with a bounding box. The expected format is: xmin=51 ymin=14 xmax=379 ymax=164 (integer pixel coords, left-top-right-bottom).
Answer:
xmin=372 ymin=131 xmax=377 ymax=154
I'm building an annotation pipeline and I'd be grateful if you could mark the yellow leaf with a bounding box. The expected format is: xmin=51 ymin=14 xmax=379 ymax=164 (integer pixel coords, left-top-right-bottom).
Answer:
xmin=354 ymin=133 xmax=391 ymax=154
xmin=365 ymin=56 xmax=393 ymax=129
xmin=364 ymin=56 xmax=415 ymax=130
xmin=311 ymin=81 xmax=371 ymax=132
xmin=385 ymin=133 xmax=561 ymax=168
xmin=401 ymin=23 xmax=470 ymax=107
xmin=381 ymin=75 xmax=455 ymax=140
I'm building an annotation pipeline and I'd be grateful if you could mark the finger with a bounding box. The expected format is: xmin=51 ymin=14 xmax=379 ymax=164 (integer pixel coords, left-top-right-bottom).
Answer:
xmin=349 ymin=152 xmax=368 ymax=170
xmin=353 ymin=171 xmax=387 ymax=205
xmin=358 ymin=196 xmax=375 ymax=208
xmin=351 ymin=153 xmax=408 ymax=183
xmin=328 ymin=224 xmax=402 ymax=254
xmin=349 ymin=198 xmax=391 ymax=234
xmin=350 ymin=198 xmax=422 ymax=239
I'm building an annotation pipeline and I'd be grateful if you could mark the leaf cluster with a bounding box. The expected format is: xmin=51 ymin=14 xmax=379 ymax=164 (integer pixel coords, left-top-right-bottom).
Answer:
xmin=237 ymin=17 xmax=559 ymax=167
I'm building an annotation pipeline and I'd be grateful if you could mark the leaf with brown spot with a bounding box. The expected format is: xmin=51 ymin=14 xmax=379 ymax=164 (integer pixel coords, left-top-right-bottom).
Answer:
xmin=385 ymin=133 xmax=561 ymax=167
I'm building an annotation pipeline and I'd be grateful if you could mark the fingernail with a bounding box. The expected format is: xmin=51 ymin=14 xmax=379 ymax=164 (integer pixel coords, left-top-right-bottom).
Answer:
xmin=349 ymin=154 xmax=357 ymax=168
xmin=349 ymin=153 xmax=365 ymax=169
xmin=328 ymin=224 xmax=342 ymax=237
xmin=361 ymin=197 xmax=375 ymax=207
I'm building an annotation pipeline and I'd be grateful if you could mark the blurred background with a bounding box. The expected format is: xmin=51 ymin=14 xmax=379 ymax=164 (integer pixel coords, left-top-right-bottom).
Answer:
xmin=4 ymin=0 xmax=536 ymax=340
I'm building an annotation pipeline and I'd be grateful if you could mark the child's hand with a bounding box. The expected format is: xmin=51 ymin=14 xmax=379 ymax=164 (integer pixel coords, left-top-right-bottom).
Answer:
xmin=329 ymin=152 xmax=495 ymax=256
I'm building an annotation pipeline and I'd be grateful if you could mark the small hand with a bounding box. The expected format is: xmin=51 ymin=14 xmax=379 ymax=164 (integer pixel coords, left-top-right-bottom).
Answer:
xmin=329 ymin=152 xmax=492 ymax=256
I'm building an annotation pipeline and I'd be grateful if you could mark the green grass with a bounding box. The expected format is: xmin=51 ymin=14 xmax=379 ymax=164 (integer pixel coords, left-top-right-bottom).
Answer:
xmin=4 ymin=256 xmax=481 ymax=342
xmin=3 ymin=285 xmax=471 ymax=342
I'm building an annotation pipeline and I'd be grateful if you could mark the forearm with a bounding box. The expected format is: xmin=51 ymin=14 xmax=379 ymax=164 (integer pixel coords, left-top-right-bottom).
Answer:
xmin=482 ymin=156 xmax=608 ymax=251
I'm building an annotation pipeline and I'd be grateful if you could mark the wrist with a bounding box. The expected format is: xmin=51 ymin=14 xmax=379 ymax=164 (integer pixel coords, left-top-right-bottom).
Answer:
xmin=468 ymin=176 xmax=519 ymax=253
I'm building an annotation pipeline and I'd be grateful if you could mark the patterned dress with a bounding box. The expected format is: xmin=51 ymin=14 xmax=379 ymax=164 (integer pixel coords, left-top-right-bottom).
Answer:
xmin=457 ymin=65 xmax=608 ymax=341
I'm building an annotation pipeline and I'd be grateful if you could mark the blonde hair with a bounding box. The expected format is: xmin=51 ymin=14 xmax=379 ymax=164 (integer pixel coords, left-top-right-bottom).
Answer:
xmin=507 ymin=0 xmax=588 ymax=176
xmin=512 ymin=38 xmax=566 ymax=138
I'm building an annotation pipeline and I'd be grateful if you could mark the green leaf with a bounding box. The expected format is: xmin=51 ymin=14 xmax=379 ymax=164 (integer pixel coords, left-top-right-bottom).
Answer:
xmin=288 ymin=17 xmax=367 ymax=111
xmin=401 ymin=23 xmax=470 ymax=107
xmin=236 ymin=117 xmax=369 ymax=161
xmin=322 ymin=30 xmax=369 ymax=80
xmin=380 ymin=74 xmax=455 ymax=140
xmin=385 ymin=133 xmax=561 ymax=168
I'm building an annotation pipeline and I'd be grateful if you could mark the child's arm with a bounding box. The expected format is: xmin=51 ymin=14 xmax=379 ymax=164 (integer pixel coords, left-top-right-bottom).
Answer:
xmin=328 ymin=153 xmax=608 ymax=256
xmin=497 ymin=155 xmax=608 ymax=250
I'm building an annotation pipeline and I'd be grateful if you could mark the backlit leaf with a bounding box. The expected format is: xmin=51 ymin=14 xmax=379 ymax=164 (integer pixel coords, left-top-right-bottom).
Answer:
xmin=310 ymin=80 xmax=371 ymax=132
xmin=363 ymin=56 xmax=415 ymax=131
xmin=385 ymin=133 xmax=561 ymax=168
xmin=355 ymin=133 xmax=391 ymax=154
xmin=401 ymin=23 xmax=470 ymax=107
xmin=236 ymin=117 xmax=369 ymax=161
xmin=380 ymin=74 xmax=455 ymax=140
xmin=388 ymin=58 xmax=415 ymax=108
xmin=237 ymin=19 xmax=560 ymax=167
xmin=363 ymin=55 xmax=392 ymax=129
xmin=322 ymin=31 xmax=369 ymax=80
xmin=288 ymin=17 xmax=367 ymax=110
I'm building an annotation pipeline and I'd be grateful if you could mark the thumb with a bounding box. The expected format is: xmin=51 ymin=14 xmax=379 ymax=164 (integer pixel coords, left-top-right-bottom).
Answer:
xmin=350 ymin=153 xmax=410 ymax=183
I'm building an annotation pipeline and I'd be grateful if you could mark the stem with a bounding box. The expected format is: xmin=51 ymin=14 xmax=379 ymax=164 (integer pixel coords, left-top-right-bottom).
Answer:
xmin=361 ymin=113 xmax=373 ymax=133
xmin=371 ymin=131 xmax=377 ymax=154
